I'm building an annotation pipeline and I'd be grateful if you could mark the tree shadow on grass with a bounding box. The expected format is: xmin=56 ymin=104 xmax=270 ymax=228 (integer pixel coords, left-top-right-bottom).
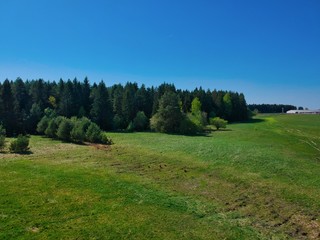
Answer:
xmin=0 ymin=150 xmax=33 ymax=155
xmin=208 ymin=128 xmax=232 ymax=132
xmin=14 ymin=150 xmax=33 ymax=155
xmin=234 ymin=118 xmax=266 ymax=124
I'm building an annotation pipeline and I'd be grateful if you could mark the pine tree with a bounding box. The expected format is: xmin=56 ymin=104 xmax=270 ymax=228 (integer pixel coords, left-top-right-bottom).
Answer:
xmin=90 ymin=81 xmax=113 ymax=130
xmin=223 ymin=92 xmax=233 ymax=120
xmin=58 ymin=80 xmax=74 ymax=117
xmin=1 ymin=80 xmax=17 ymax=136
xmin=150 ymin=91 xmax=183 ymax=133
xmin=13 ymin=78 xmax=29 ymax=133
xmin=121 ymin=83 xmax=137 ymax=126
xmin=81 ymin=77 xmax=91 ymax=116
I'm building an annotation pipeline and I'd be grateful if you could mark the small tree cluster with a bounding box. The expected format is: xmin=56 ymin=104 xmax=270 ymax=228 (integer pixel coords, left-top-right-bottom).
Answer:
xmin=132 ymin=111 xmax=149 ymax=131
xmin=150 ymin=92 xmax=183 ymax=133
xmin=210 ymin=117 xmax=228 ymax=130
xmin=37 ymin=113 xmax=112 ymax=144
xmin=186 ymin=97 xmax=208 ymax=133
xmin=151 ymin=94 xmax=208 ymax=135
xmin=0 ymin=125 xmax=30 ymax=153
xmin=126 ymin=111 xmax=149 ymax=132
xmin=9 ymin=135 xmax=30 ymax=153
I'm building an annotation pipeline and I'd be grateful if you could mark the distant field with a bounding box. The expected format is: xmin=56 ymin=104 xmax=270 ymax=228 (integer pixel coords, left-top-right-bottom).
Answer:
xmin=1 ymin=114 xmax=319 ymax=239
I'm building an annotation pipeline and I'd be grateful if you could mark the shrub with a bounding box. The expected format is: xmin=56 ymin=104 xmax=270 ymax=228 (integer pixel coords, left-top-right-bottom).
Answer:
xmin=85 ymin=122 xmax=102 ymax=143
xmin=150 ymin=113 xmax=162 ymax=132
xmin=70 ymin=117 xmax=91 ymax=143
xmin=9 ymin=135 xmax=30 ymax=153
xmin=133 ymin=111 xmax=149 ymax=131
xmin=36 ymin=116 xmax=50 ymax=134
xmin=179 ymin=116 xmax=199 ymax=135
xmin=0 ymin=124 xmax=6 ymax=150
xmin=45 ymin=116 xmax=65 ymax=138
xmin=56 ymin=118 xmax=73 ymax=141
xmin=100 ymin=132 xmax=113 ymax=145
xmin=210 ymin=117 xmax=228 ymax=130
xmin=45 ymin=118 xmax=59 ymax=138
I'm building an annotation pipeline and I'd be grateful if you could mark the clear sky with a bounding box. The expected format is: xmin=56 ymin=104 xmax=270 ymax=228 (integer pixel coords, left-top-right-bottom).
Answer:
xmin=0 ymin=0 xmax=319 ymax=109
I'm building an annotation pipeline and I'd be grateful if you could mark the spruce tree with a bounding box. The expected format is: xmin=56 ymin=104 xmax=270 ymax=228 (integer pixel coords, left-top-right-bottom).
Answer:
xmin=150 ymin=91 xmax=183 ymax=133
xmin=1 ymin=80 xmax=17 ymax=136
xmin=90 ymin=81 xmax=113 ymax=130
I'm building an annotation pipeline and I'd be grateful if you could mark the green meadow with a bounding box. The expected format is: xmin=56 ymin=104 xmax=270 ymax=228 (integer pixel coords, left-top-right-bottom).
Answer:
xmin=0 ymin=114 xmax=319 ymax=239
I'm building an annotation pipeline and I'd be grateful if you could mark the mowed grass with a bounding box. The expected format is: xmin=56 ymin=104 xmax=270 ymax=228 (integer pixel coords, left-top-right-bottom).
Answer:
xmin=0 ymin=114 xmax=319 ymax=239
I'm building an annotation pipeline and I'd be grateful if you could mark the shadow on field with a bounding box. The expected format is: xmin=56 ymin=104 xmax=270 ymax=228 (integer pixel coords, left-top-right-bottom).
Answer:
xmin=231 ymin=118 xmax=266 ymax=124
xmin=14 ymin=150 xmax=33 ymax=155
xmin=0 ymin=150 xmax=33 ymax=155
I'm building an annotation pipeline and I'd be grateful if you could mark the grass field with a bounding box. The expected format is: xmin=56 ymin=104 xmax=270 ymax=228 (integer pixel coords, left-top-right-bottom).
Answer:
xmin=1 ymin=114 xmax=319 ymax=239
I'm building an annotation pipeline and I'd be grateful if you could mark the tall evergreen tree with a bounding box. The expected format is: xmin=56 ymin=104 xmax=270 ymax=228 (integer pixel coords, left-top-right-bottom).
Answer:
xmin=25 ymin=103 xmax=43 ymax=134
xmin=1 ymin=80 xmax=17 ymax=136
xmin=81 ymin=77 xmax=91 ymax=116
xmin=29 ymin=79 xmax=48 ymax=110
xmin=121 ymin=82 xmax=137 ymax=125
xmin=223 ymin=92 xmax=233 ymax=120
xmin=150 ymin=91 xmax=183 ymax=133
xmin=58 ymin=80 xmax=74 ymax=117
xmin=13 ymin=78 xmax=30 ymax=133
xmin=0 ymin=84 xmax=3 ymax=123
xmin=111 ymin=84 xmax=124 ymax=116
xmin=135 ymin=84 xmax=148 ymax=113
xmin=90 ymin=81 xmax=113 ymax=130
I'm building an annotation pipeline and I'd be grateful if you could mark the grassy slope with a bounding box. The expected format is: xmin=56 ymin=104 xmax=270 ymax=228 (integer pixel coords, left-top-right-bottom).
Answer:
xmin=0 ymin=114 xmax=319 ymax=239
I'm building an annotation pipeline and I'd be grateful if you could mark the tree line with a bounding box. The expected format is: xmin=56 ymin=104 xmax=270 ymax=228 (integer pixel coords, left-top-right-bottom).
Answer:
xmin=248 ymin=104 xmax=297 ymax=113
xmin=0 ymin=78 xmax=249 ymax=136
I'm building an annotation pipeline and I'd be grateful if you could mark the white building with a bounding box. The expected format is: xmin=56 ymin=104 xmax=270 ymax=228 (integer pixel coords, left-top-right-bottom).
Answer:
xmin=286 ymin=109 xmax=320 ymax=114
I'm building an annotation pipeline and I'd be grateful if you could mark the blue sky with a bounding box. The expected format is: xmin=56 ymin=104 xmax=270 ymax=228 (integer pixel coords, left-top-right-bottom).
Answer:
xmin=0 ymin=0 xmax=319 ymax=109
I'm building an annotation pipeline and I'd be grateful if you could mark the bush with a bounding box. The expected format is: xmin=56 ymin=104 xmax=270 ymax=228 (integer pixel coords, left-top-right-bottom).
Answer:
xmin=0 ymin=125 xmax=6 ymax=150
xmin=85 ymin=123 xmax=113 ymax=145
xmin=9 ymin=135 xmax=30 ymax=153
xmin=85 ymin=122 xmax=102 ymax=143
xmin=45 ymin=116 xmax=65 ymax=138
xmin=45 ymin=118 xmax=59 ymax=138
xmin=150 ymin=113 xmax=163 ymax=132
xmin=179 ymin=116 xmax=199 ymax=135
xmin=36 ymin=116 xmax=50 ymax=134
xmin=210 ymin=117 xmax=228 ymax=130
xmin=70 ymin=117 xmax=91 ymax=143
xmin=133 ymin=111 xmax=149 ymax=131
xmin=187 ymin=114 xmax=203 ymax=131
xmin=38 ymin=116 xmax=113 ymax=145
xmin=56 ymin=118 xmax=73 ymax=141
xmin=100 ymin=132 xmax=113 ymax=145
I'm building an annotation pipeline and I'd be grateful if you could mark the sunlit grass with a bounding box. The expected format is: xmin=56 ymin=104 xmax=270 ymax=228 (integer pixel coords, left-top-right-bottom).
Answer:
xmin=0 ymin=114 xmax=319 ymax=239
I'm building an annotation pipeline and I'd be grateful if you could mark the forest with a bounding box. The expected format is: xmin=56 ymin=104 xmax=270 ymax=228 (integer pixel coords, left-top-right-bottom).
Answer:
xmin=248 ymin=104 xmax=297 ymax=113
xmin=0 ymin=78 xmax=249 ymax=136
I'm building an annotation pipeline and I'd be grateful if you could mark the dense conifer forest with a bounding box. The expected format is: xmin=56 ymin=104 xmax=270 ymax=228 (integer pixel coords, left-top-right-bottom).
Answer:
xmin=248 ymin=104 xmax=297 ymax=113
xmin=0 ymin=78 xmax=249 ymax=136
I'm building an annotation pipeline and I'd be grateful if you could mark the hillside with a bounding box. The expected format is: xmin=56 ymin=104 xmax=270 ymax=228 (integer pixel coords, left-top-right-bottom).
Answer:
xmin=1 ymin=114 xmax=319 ymax=239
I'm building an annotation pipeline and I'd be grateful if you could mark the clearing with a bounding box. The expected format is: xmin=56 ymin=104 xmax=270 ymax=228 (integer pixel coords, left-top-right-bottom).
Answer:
xmin=0 ymin=114 xmax=319 ymax=239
